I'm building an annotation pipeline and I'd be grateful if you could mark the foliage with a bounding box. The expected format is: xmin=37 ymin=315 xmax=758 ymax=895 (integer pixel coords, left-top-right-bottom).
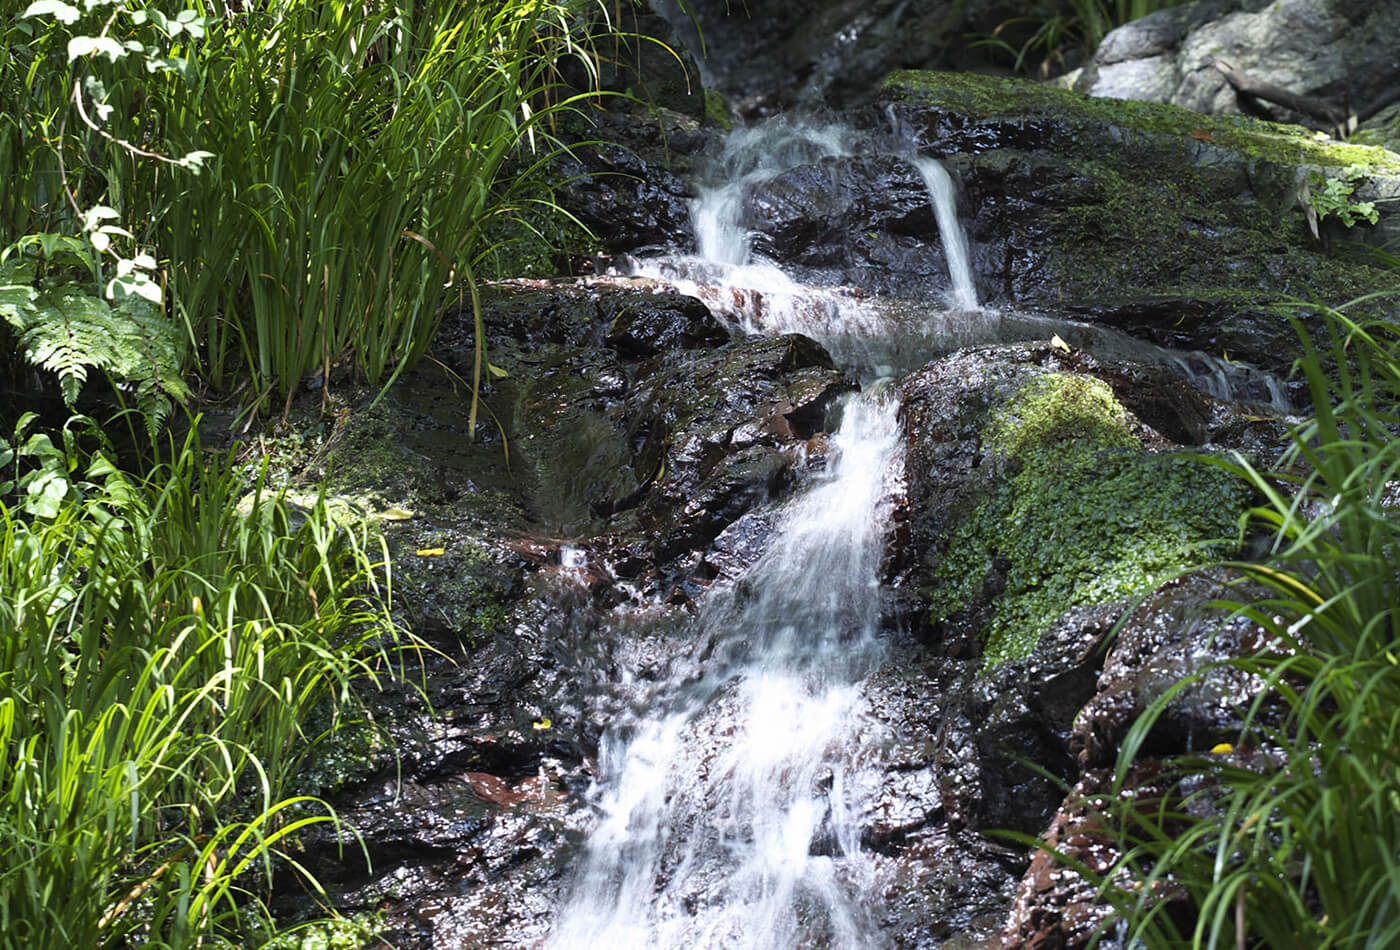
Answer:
xmin=0 ymin=413 xmax=399 ymax=948
xmin=1305 ymin=164 xmax=1380 ymax=233
xmin=260 ymin=910 xmax=387 ymax=950
xmin=5 ymin=0 xmax=632 ymax=421
xmin=1 ymin=0 xmax=206 ymax=410
xmin=931 ymin=372 xmax=1250 ymax=665
xmin=1090 ymin=303 xmax=1400 ymax=947
xmin=0 ymin=253 xmax=188 ymax=431
xmin=972 ymin=0 xmax=1187 ymax=78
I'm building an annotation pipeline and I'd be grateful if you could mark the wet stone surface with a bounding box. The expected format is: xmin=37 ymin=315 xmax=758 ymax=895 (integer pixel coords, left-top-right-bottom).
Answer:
xmin=250 ymin=259 xmax=1308 ymax=950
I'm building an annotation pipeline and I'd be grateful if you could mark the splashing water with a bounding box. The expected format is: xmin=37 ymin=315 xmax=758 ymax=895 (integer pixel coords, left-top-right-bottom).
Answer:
xmin=550 ymin=112 xmax=1289 ymax=950
xmin=626 ymin=116 xmax=981 ymax=382
xmin=547 ymin=393 xmax=904 ymax=950
xmin=692 ymin=117 xmax=854 ymax=265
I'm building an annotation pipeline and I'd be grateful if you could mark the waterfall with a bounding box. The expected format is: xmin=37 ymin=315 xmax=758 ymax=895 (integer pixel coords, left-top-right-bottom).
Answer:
xmin=549 ymin=114 xmax=956 ymax=950
xmin=548 ymin=112 xmax=1287 ymax=948
xmin=692 ymin=117 xmax=853 ymax=265
xmin=626 ymin=117 xmax=981 ymax=383
xmin=547 ymin=393 xmax=903 ymax=950
xmin=908 ymin=156 xmax=978 ymax=311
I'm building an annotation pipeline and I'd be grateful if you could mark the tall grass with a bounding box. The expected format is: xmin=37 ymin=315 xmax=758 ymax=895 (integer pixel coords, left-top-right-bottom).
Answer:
xmin=0 ymin=418 xmax=398 ymax=948
xmin=5 ymin=0 xmax=630 ymax=415
xmin=1093 ymin=301 xmax=1400 ymax=948
xmin=148 ymin=0 xmax=616 ymax=407
xmin=974 ymin=0 xmax=1186 ymax=77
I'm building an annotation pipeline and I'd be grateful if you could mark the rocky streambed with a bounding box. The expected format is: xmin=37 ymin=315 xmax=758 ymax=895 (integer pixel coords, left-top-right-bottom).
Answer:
xmin=262 ymin=24 xmax=1398 ymax=950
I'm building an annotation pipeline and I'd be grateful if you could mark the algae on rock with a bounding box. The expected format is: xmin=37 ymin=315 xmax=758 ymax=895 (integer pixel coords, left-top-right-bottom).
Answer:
xmin=930 ymin=372 xmax=1252 ymax=665
xmin=877 ymin=69 xmax=1400 ymax=367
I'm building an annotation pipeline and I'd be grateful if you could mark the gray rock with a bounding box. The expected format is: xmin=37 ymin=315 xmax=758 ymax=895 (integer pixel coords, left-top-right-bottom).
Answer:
xmin=1075 ymin=0 xmax=1400 ymax=134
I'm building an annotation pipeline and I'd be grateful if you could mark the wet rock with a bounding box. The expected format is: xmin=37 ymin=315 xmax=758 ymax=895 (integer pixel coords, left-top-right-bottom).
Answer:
xmin=999 ymin=767 xmax=1129 ymax=950
xmin=432 ymin=278 xmax=856 ymax=596
xmin=602 ymin=291 xmax=730 ymax=357
xmin=873 ymin=71 xmax=1400 ymax=371
xmin=552 ymin=101 xmax=710 ymax=256
xmin=649 ymin=0 xmax=1027 ymax=113
xmin=744 ymin=154 xmax=954 ymax=297
xmin=1071 ymin=569 xmax=1277 ymax=768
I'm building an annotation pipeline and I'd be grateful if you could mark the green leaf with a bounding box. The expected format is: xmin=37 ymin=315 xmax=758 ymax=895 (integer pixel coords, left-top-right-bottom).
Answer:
xmin=68 ymin=35 xmax=125 ymax=62
xmin=22 ymin=0 xmax=80 ymax=24
xmin=25 ymin=469 xmax=69 ymax=518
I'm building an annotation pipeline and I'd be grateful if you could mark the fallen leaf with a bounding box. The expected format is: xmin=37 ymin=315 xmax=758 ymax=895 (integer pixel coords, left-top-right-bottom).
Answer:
xmin=415 ymin=547 xmax=446 ymax=557
xmin=1209 ymin=743 xmax=1234 ymax=755
xmin=1050 ymin=333 xmax=1071 ymax=353
xmin=1191 ymin=128 xmax=1215 ymax=142
xmin=377 ymin=506 xmax=415 ymax=521
xmin=532 ymin=717 xmax=552 ymax=731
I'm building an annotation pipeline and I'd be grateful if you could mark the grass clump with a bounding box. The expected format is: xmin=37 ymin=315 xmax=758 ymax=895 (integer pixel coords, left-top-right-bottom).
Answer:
xmin=972 ymin=0 xmax=1187 ymax=79
xmin=931 ymin=372 xmax=1250 ymax=665
xmin=4 ymin=0 xmax=639 ymax=417
xmin=0 ymin=415 xmax=399 ymax=949
xmin=1089 ymin=305 xmax=1400 ymax=947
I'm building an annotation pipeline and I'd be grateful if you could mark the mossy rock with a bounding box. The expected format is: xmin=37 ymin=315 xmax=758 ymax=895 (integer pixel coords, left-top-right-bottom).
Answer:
xmin=925 ymin=371 xmax=1252 ymax=666
xmin=878 ymin=70 xmax=1400 ymax=368
xmin=884 ymin=70 xmax=1400 ymax=173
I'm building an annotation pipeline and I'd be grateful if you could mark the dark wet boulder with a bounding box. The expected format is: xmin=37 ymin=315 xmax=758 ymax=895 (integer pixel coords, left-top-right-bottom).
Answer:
xmin=999 ymin=568 xmax=1282 ymax=949
xmin=897 ymin=340 xmax=1256 ymax=659
xmin=1070 ymin=568 xmax=1279 ymax=768
xmin=434 ymin=278 xmax=855 ymax=596
xmin=648 ymin=0 xmax=1028 ymax=114
xmin=601 ymin=290 xmax=730 ymax=356
xmin=552 ymin=107 xmax=705 ymax=254
xmin=608 ymin=332 xmax=857 ymax=580
xmin=869 ymin=71 xmax=1400 ymax=371
xmin=743 ymin=154 xmax=955 ymax=297
xmin=998 ymin=766 xmax=1131 ymax=950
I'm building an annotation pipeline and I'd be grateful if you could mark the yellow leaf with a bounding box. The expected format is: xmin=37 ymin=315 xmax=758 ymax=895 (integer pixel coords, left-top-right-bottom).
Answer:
xmin=1210 ymin=743 xmax=1234 ymax=755
xmin=415 ymin=547 xmax=445 ymax=557
xmin=1050 ymin=333 xmax=1070 ymax=353
xmin=377 ymin=506 xmax=415 ymax=521
xmin=532 ymin=717 xmax=552 ymax=731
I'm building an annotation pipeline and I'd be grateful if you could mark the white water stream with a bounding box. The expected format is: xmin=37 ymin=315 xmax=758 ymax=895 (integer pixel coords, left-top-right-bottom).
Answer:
xmin=548 ymin=394 xmax=902 ymax=950
xmin=548 ymin=113 xmax=1289 ymax=950
xmin=627 ymin=119 xmax=982 ymax=384
xmin=548 ymin=120 xmax=927 ymax=950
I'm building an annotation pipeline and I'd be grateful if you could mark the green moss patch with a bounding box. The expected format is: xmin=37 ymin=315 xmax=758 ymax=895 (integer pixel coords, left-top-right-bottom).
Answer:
xmin=930 ymin=373 xmax=1251 ymax=666
xmin=704 ymin=88 xmax=735 ymax=130
xmin=884 ymin=70 xmax=1400 ymax=173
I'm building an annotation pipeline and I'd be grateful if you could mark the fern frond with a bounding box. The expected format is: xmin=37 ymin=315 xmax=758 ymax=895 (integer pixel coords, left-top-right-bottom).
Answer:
xmin=0 ymin=262 xmax=189 ymax=420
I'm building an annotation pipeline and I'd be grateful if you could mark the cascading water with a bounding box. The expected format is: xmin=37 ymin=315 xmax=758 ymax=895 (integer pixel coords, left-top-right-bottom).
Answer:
xmin=693 ymin=117 xmax=854 ymax=266
xmin=548 ymin=392 xmax=903 ymax=950
xmin=626 ymin=115 xmax=1290 ymax=408
xmin=549 ymin=119 xmax=926 ymax=950
xmin=909 ymin=157 xmax=978 ymax=312
xmin=627 ymin=117 xmax=981 ymax=382
xmin=550 ymin=109 xmax=1293 ymax=950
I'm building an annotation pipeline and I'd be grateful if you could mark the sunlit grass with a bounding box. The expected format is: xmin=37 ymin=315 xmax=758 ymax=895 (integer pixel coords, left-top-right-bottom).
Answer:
xmin=0 ymin=419 xmax=400 ymax=948
xmin=4 ymin=0 xmax=638 ymax=418
xmin=1092 ymin=301 xmax=1400 ymax=947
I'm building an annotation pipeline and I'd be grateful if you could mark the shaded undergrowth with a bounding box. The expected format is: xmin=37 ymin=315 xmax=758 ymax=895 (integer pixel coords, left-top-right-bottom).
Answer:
xmin=1089 ymin=302 xmax=1400 ymax=947
xmin=0 ymin=417 xmax=402 ymax=948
